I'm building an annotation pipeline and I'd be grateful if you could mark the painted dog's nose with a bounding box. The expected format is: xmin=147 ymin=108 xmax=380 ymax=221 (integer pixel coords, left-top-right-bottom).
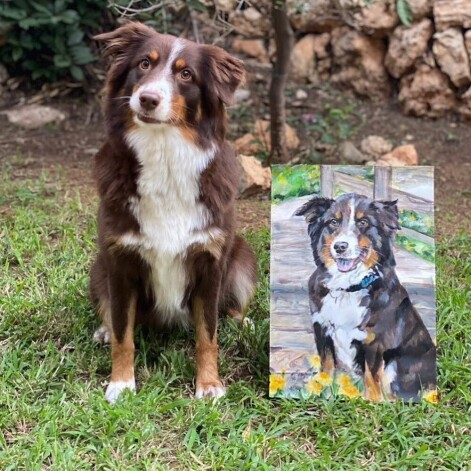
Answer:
xmin=334 ymin=241 xmax=349 ymax=254
xmin=139 ymin=92 xmax=160 ymax=111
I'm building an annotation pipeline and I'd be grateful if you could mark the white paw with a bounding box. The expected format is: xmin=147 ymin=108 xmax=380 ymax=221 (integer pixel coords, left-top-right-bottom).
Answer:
xmin=195 ymin=382 xmax=226 ymax=400
xmin=93 ymin=326 xmax=110 ymax=344
xmin=105 ymin=379 xmax=136 ymax=404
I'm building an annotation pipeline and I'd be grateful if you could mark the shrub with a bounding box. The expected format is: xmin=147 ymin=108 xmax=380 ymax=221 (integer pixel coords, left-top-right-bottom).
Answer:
xmin=0 ymin=0 xmax=107 ymax=82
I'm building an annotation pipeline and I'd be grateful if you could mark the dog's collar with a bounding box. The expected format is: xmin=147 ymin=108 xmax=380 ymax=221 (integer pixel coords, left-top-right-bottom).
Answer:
xmin=344 ymin=266 xmax=381 ymax=292
xmin=325 ymin=266 xmax=381 ymax=294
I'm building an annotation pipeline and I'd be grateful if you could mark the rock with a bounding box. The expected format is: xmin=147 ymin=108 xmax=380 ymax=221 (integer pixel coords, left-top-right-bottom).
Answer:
xmin=290 ymin=33 xmax=330 ymax=83
xmin=433 ymin=0 xmax=471 ymax=31
xmin=231 ymin=38 xmax=269 ymax=63
xmin=353 ymin=0 xmax=398 ymax=36
xmin=378 ymin=144 xmax=418 ymax=166
xmin=465 ymin=31 xmax=471 ymax=63
xmin=288 ymin=0 xmax=341 ymax=33
xmin=311 ymin=33 xmax=330 ymax=59
xmin=433 ymin=28 xmax=471 ymax=87
xmin=234 ymin=133 xmax=260 ymax=155
xmin=0 ymin=64 xmax=8 ymax=84
xmin=295 ymin=89 xmax=308 ymax=100
xmin=214 ymin=0 xmax=237 ymax=11
xmin=3 ymin=105 xmax=66 ymax=129
xmin=338 ymin=141 xmax=367 ymax=164
xmin=457 ymin=86 xmax=471 ymax=120
xmin=237 ymin=154 xmax=271 ymax=197
xmin=398 ymin=63 xmax=456 ymax=118
xmin=374 ymin=157 xmax=405 ymax=166
xmin=360 ymin=135 xmax=393 ymax=158
xmin=257 ymin=119 xmax=300 ymax=151
xmin=385 ymin=19 xmax=433 ymax=78
xmin=229 ymin=7 xmax=271 ymax=37
xmin=330 ymin=26 xmax=391 ymax=100
xmin=234 ymin=120 xmax=300 ymax=154
xmin=290 ymin=35 xmax=316 ymax=82
xmin=408 ymin=0 xmax=433 ymax=20
xmin=233 ymin=88 xmax=251 ymax=104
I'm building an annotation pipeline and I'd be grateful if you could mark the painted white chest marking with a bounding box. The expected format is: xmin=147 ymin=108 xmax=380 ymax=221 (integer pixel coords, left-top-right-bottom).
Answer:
xmin=313 ymin=275 xmax=370 ymax=373
xmin=124 ymin=125 xmax=217 ymax=326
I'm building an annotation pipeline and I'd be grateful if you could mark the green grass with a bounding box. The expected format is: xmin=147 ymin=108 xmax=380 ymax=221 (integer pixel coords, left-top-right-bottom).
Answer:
xmin=1 ymin=173 xmax=470 ymax=470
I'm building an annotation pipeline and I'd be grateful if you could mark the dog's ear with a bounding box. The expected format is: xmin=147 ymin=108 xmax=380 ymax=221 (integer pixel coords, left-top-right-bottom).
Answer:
xmin=202 ymin=45 xmax=245 ymax=106
xmin=370 ymin=199 xmax=400 ymax=231
xmin=94 ymin=22 xmax=155 ymax=62
xmin=295 ymin=197 xmax=333 ymax=223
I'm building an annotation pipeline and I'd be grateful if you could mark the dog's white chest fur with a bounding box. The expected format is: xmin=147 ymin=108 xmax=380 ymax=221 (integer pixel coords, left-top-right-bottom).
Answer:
xmin=123 ymin=126 xmax=215 ymax=324
xmin=313 ymin=271 xmax=369 ymax=373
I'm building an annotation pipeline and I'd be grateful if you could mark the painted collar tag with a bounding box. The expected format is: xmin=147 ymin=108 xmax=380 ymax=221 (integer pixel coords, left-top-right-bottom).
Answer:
xmin=345 ymin=266 xmax=381 ymax=293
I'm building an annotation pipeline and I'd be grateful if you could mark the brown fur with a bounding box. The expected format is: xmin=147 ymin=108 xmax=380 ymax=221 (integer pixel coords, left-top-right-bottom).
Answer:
xmin=90 ymin=22 xmax=257 ymax=401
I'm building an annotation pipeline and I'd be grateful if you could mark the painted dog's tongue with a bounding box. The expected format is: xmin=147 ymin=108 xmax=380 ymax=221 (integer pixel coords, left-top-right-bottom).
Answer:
xmin=337 ymin=258 xmax=358 ymax=272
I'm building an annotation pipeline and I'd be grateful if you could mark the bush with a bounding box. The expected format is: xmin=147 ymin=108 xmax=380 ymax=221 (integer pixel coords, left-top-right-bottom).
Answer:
xmin=0 ymin=0 xmax=107 ymax=82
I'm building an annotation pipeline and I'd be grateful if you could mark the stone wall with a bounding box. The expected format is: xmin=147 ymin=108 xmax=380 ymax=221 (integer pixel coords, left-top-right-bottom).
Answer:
xmin=225 ymin=0 xmax=471 ymax=119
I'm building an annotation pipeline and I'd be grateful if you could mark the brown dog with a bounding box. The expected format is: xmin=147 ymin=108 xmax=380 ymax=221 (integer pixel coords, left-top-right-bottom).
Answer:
xmin=90 ymin=23 xmax=257 ymax=403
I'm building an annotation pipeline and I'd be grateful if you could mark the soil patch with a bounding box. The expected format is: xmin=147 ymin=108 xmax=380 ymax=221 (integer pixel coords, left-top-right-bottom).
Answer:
xmin=1 ymin=84 xmax=469 ymax=236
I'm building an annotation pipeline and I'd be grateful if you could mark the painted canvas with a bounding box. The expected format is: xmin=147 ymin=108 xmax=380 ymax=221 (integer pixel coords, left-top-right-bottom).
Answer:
xmin=270 ymin=165 xmax=437 ymax=403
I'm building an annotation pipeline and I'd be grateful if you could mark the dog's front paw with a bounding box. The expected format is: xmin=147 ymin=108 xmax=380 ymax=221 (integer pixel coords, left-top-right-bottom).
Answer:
xmin=93 ymin=325 xmax=111 ymax=345
xmin=105 ymin=379 xmax=136 ymax=404
xmin=195 ymin=380 xmax=226 ymax=399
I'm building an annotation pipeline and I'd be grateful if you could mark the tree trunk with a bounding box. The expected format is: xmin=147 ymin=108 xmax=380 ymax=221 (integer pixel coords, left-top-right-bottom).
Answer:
xmin=268 ymin=0 xmax=294 ymax=164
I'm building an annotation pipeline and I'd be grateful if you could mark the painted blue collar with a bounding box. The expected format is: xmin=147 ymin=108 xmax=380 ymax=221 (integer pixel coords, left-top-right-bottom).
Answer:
xmin=344 ymin=266 xmax=381 ymax=293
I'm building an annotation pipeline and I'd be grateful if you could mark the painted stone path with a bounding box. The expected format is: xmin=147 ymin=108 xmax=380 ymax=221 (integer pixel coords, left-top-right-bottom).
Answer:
xmin=270 ymin=195 xmax=436 ymax=374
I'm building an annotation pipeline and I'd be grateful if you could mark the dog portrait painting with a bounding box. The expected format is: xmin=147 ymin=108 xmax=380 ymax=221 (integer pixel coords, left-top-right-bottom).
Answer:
xmin=270 ymin=165 xmax=437 ymax=402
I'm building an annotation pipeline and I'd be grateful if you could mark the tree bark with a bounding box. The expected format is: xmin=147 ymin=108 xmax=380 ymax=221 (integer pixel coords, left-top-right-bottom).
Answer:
xmin=268 ymin=0 xmax=294 ymax=164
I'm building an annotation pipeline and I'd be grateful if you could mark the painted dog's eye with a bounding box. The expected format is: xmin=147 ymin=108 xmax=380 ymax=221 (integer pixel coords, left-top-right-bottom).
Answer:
xmin=358 ymin=218 xmax=369 ymax=227
xmin=329 ymin=218 xmax=339 ymax=227
xmin=139 ymin=59 xmax=150 ymax=70
xmin=180 ymin=69 xmax=192 ymax=81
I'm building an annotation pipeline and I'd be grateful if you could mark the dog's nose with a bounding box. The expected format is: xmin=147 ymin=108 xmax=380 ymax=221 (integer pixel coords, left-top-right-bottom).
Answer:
xmin=139 ymin=92 xmax=160 ymax=111
xmin=334 ymin=241 xmax=349 ymax=254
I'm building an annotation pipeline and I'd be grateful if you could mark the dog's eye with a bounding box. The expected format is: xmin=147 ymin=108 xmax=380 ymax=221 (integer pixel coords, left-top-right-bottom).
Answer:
xmin=329 ymin=219 xmax=339 ymax=227
xmin=180 ymin=69 xmax=192 ymax=81
xmin=139 ymin=59 xmax=151 ymax=70
xmin=358 ymin=218 xmax=369 ymax=227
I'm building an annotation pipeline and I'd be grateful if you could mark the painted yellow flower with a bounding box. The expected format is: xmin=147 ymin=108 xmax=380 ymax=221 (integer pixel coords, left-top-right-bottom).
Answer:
xmin=423 ymin=390 xmax=438 ymax=404
xmin=336 ymin=373 xmax=352 ymax=388
xmin=269 ymin=374 xmax=286 ymax=395
xmin=306 ymin=379 xmax=324 ymax=396
xmin=313 ymin=371 xmax=333 ymax=387
xmin=308 ymin=354 xmax=321 ymax=370
xmin=339 ymin=383 xmax=362 ymax=399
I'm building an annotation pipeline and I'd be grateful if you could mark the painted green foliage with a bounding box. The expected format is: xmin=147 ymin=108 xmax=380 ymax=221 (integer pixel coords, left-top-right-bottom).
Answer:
xmin=396 ymin=234 xmax=435 ymax=263
xmin=272 ymin=165 xmax=320 ymax=204
xmin=399 ymin=210 xmax=434 ymax=237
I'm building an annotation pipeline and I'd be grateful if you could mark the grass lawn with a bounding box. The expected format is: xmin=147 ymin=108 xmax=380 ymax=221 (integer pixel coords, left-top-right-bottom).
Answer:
xmin=1 ymin=172 xmax=470 ymax=470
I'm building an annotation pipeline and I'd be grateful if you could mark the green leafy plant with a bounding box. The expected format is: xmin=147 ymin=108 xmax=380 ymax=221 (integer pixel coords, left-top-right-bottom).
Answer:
xmin=397 ymin=0 xmax=413 ymax=26
xmin=0 ymin=0 xmax=106 ymax=82
xmin=293 ymin=103 xmax=364 ymax=148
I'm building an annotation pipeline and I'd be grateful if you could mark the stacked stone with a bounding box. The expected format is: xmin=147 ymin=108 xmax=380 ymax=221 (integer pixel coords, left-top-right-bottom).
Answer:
xmin=224 ymin=0 xmax=471 ymax=119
